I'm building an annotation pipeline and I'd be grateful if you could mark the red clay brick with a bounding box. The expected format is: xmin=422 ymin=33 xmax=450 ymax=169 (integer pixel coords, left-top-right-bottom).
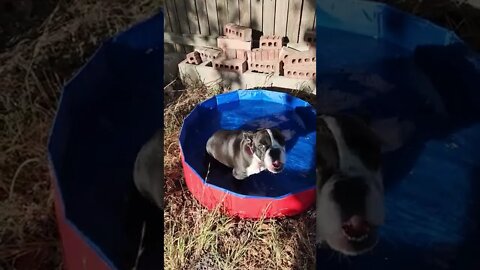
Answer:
xmin=259 ymin=35 xmax=283 ymax=49
xmin=217 ymin=36 xmax=252 ymax=51
xmin=249 ymin=60 xmax=281 ymax=75
xmin=284 ymin=65 xmax=316 ymax=79
xmin=251 ymin=48 xmax=280 ymax=62
xmin=279 ymin=46 xmax=298 ymax=60
xmin=224 ymin=23 xmax=253 ymax=41
xmin=213 ymin=57 xmax=248 ymax=73
xmin=225 ymin=49 xmax=237 ymax=59
xmin=186 ymin=51 xmax=202 ymax=65
xmin=236 ymin=49 xmax=248 ymax=60
xmin=195 ymin=47 xmax=222 ymax=62
xmin=282 ymin=48 xmax=316 ymax=67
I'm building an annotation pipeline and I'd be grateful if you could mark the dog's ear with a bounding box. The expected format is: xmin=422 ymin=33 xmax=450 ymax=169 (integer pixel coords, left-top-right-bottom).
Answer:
xmin=242 ymin=131 xmax=254 ymax=143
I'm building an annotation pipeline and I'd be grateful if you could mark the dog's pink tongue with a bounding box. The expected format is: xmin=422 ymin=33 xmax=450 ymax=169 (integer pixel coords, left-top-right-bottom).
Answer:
xmin=343 ymin=215 xmax=370 ymax=237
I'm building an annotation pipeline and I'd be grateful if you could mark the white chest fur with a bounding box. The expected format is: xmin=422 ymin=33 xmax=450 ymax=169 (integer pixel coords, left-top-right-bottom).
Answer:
xmin=246 ymin=154 xmax=265 ymax=176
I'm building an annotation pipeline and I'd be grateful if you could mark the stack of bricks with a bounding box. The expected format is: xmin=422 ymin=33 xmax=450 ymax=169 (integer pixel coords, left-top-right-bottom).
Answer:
xmin=213 ymin=23 xmax=252 ymax=73
xmin=183 ymin=23 xmax=316 ymax=80
xmin=282 ymin=48 xmax=316 ymax=80
xmin=249 ymin=35 xmax=283 ymax=74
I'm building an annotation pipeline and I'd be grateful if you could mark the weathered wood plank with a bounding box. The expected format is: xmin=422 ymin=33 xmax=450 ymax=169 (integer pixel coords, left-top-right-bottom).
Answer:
xmin=227 ymin=0 xmax=240 ymax=25
xmin=239 ymin=0 xmax=251 ymax=27
xmin=175 ymin=0 xmax=191 ymax=34
xmin=165 ymin=0 xmax=185 ymax=52
xmin=263 ymin=0 xmax=275 ymax=35
xmin=164 ymin=32 xmax=219 ymax=47
xmin=313 ymin=8 xmax=316 ymax=29
xmin=286 ymin=0 xmax=303 ymax=43
xmin=217 ymin=0 xmax=229 ymax=34
xmin=163 ymin=5 xmax=176 ymax=52
xmin=185 ymin=0 xmax=200 ymax=34
xmin=299 ymin=0 xmax=315 ymax=43
xmin=196 ymin=0 xmax=210 ymax=35
xmin=250 ymin=0 xmax=263 ymax=32
xmin=206 ymin=0 xmax=220 ymax=35
xmin=274 ymin=0 xmax=288 ymax=37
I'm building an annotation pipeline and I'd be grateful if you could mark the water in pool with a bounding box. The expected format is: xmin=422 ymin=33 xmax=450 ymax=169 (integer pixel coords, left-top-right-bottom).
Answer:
xmin=182 ymin=100 xmax=316 ymax=198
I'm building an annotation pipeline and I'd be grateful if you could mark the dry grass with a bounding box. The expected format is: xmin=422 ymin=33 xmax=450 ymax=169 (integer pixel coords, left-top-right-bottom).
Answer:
xmin=0 ymin=0 xmax=161 ymax=269
xmin=163 ymin=84 xmax=316 ymax=270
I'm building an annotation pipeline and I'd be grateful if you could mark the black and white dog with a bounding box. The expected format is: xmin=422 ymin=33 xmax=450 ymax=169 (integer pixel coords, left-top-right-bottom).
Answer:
xmin=206 ymin=128 xmax=286 ymax=180
xmin=316 ymin=114 xmax=385 ymax=256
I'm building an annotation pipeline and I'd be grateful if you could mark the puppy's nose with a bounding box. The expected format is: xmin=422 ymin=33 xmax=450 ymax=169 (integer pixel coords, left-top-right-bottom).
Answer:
xmin=272 ymin=160 xmax=282 ymax=168
xmin=343 ymin=215 xmax=371 ymax=237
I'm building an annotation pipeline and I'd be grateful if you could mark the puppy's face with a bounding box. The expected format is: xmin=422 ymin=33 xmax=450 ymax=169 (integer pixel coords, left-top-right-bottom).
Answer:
xmin=250 ymin=128 xmax=286 ymax=173
xmin=317 ymin=173 xmax=384 ymax=256
xmin=316 ymin=114 xmax=385 ymax=256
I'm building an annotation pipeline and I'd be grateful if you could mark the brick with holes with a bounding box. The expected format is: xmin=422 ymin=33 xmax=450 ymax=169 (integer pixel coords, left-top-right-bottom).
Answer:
xmin=284 ymin=65 xmax=316 ymax=79
xmin=186 ymin=51 xmax=203 ymax=65
xmin=282 ymin=48 xmax=316 ymax=67
xmin=249 ymin=61 xmax=282 ymax=75
xmin=213 ymin=57 xmax=248 ymax=73
xmin=224 ymin=23 xmax=253 ymax=41
xmin=279 ymin=46 xmax=298 ymax=60
xmin=259 ymin=35 xmax=283 ymax=49
xmin=194 ymin=47 xmax=223 ymax=62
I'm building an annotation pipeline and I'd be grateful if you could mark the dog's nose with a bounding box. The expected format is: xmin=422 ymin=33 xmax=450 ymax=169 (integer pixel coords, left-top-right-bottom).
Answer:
xmin=272 ymin=160 xmax=282 ymax=168
xmin=343 ymin=215 xmax=371 ymax=237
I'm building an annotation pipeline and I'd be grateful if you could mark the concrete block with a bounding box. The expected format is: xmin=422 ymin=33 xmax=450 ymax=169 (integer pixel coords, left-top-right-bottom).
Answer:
xmin=224 ymin=23 xmax=252 ymax=41
xmin=186 ymin=51 xmax=202 ymax=65
xmin=195 ymin=47 xmax=223 ymax=61
xmin=178 ymin=60 xmax=316 ymax=93
xmin=286 ymin=42 xmax=310 ymax=52
xmin=217 ymin=36 xmax=252 ymax=51
xmin=213 ymin=57 xmax=248 ymax=73
xmin=260 ymin=35 xmax=283 ymax=49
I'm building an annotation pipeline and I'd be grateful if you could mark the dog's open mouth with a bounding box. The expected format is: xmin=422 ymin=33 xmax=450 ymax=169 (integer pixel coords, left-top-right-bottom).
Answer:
xmin=341 ymin=215 xmax=372 ymax=243
xmin=271 ymin=160 xmax=284 ymax=172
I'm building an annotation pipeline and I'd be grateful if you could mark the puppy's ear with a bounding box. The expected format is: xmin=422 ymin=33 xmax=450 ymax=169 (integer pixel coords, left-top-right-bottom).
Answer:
xmin=242 ymin=131 xmax=254 ymax=143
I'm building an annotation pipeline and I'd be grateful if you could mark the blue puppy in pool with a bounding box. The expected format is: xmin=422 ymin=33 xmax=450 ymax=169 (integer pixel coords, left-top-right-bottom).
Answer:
xmin=206 ymin=128 xmax=287 ymax=180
